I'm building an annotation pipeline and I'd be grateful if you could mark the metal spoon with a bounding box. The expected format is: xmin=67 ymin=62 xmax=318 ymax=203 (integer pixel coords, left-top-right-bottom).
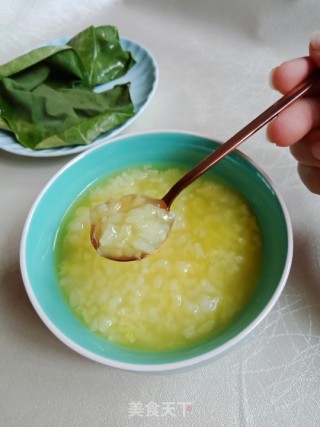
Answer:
xmin=91 ymin=72 xmax=319 ymax=261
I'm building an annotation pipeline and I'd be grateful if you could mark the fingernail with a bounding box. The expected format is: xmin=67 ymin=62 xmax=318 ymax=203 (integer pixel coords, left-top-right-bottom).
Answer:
xmin=310 ymin=32 xmax=320 ymax=49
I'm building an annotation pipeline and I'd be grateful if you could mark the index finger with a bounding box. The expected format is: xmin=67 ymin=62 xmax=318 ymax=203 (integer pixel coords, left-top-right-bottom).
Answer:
xmin=271 ymin=57 xmax=316 ymax=94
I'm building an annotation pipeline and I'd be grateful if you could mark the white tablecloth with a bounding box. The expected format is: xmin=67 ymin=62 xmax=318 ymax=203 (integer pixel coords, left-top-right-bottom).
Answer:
xmin=1 ymin=1 xmax=320 ymax=425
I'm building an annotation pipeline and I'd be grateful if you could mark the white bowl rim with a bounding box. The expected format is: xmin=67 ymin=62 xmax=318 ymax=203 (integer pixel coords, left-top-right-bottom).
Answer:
xmin=20 ymin=129 xmax=293 ymax=372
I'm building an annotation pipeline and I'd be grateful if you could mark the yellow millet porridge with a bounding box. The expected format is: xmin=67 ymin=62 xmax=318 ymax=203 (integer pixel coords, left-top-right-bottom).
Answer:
xmin=55 ymin=165 xmax=263 ymax=351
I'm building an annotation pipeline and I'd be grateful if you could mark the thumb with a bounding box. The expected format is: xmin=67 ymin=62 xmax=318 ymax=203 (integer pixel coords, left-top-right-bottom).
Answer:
xmin=309 ymin=32 xmax=320 ymax=67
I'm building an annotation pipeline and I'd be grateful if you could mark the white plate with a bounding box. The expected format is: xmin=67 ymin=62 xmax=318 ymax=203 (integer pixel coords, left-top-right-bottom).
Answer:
xmin=0 ymin=37 xmax=158 ymax=157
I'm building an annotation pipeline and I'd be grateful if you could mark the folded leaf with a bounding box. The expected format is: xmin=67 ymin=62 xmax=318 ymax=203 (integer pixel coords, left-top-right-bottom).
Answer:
xmin=0 ymin=79 xmax=134 ymax=149
xmin=0 ymin=25 xmax=136 ymax=150
xmin=68 ymin=25 xmax=136 ymax=87
xmin=0 ymin=45 xmax=72 ymax=79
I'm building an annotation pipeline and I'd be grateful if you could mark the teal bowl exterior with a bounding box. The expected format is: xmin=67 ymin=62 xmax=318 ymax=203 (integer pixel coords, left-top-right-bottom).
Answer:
xmin=20 ymin=131 xmax=293 ymax=372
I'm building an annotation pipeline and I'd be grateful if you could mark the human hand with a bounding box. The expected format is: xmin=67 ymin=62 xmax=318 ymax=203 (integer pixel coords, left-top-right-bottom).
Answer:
xmin=267 ymin=33 xmax=320 ymax=194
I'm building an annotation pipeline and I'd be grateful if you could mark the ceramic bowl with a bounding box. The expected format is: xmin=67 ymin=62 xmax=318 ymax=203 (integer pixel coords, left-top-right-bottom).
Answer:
xmin=20 ymin=131 xmax=293 ymax=372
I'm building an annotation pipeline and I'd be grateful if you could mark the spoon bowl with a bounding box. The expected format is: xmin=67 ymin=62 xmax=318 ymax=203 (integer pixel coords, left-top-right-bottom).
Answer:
xmin=90 ymin=193 xmax=174 ymax=261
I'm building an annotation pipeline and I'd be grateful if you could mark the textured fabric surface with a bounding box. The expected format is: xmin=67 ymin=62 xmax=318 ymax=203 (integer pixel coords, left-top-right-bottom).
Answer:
xmin=1 ymin=0 xmax=320 ymax=425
